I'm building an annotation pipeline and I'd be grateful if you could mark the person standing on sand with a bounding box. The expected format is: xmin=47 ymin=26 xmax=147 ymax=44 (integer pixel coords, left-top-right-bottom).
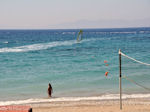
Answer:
xmin=48 ymin=83 xmax=53 ymax=97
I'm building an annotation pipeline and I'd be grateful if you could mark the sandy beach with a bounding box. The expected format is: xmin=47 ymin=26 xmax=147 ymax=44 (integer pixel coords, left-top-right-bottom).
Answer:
xmin=31 ymin=98 xmax=150 ymax=112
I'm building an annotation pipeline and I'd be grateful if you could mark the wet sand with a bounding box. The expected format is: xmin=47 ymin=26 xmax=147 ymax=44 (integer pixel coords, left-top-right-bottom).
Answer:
xmin=31 ymin=98 xmax=150 ymax=112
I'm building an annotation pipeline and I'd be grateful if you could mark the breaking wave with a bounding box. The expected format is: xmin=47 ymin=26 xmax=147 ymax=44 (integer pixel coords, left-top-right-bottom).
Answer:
xmin=0 ymin=94 xmax=150 ymax=106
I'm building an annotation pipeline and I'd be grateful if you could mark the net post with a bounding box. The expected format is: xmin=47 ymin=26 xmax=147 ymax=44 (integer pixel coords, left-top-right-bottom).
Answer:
xmin=119 ymin=49 xmax=122 ymax=110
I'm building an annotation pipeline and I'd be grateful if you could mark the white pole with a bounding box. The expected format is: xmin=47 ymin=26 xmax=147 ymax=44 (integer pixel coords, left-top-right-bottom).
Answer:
xmin=119 ymin=49 xmax=122 ymax=110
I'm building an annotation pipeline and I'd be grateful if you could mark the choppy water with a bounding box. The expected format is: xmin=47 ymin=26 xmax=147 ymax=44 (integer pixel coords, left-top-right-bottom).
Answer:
xmin=0 ymin=28 xmax=150 ymax=102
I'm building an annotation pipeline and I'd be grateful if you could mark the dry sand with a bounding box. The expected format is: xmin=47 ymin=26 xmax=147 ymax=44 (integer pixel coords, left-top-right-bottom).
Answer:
xmin=31 ymin=98 xmax=150 ymax=112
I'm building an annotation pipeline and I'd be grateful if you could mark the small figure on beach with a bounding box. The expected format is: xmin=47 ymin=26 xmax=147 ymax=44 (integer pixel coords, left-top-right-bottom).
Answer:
xmin=48 ymin=83 xmax=53 ymax=97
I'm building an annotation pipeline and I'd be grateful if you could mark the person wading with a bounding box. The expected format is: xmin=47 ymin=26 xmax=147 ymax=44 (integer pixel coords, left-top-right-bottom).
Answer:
xmin=48 ymin=83 xmax=53 ymax=97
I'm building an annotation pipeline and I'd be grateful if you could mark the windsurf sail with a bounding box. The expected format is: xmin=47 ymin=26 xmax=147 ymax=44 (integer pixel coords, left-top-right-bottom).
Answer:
xmin=77 ymin=30 xmax=83 ymax=42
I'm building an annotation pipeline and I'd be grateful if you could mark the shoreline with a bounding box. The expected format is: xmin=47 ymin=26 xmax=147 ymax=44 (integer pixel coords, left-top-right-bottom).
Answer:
xmin=1 ymin=93 xmax=150 ymax=106
xmin=1 ymin=97 xmax=150 ymax=112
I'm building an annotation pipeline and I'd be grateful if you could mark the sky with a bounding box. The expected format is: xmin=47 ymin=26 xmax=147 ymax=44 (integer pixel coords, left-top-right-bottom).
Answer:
xmin=0 ymin=0 xmax=150 ymax=29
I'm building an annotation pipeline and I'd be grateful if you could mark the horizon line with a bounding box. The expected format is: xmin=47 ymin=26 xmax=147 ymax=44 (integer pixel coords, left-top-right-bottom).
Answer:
xmin=0 ymin=26 xmax=150 ymax=30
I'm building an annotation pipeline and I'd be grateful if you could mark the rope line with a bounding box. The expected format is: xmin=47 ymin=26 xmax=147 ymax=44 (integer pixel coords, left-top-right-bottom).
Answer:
xmin=123 ymin=76 xmax=150 ymax=91
xmin=121 ymin=52 xmax=150 ymax=66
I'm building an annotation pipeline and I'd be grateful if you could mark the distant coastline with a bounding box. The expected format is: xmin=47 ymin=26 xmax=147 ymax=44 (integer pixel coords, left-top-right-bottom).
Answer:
xmin=0 ymin=26 xmax=150 ymax=30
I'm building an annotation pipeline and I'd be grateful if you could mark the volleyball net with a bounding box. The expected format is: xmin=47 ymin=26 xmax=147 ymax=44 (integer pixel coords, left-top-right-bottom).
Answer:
xmin=120 ymin=51 xmax=150 ymax=92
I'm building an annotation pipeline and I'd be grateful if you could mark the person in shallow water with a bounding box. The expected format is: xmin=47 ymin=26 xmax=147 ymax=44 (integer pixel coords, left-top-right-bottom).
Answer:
xmin=48 ymin=83 xmax=53 ymax=97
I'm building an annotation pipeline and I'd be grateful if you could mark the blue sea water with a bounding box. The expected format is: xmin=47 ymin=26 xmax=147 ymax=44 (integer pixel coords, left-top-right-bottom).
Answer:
xmin=0 ymin=27 xmax=150 ymax=101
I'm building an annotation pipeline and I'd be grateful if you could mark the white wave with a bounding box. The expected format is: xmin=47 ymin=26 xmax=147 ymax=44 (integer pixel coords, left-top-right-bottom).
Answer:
xmin=3 ymin=41 xmax=9 ymax=44
xmin=0 ymin=93 xmax=150 ymax=106
xmin=0 ymin=38 xmax=106 ymax=53
xmin=62 ymin=32 xmax=76 ymax=35
xmin=0 ymin=41 xmax=75 ymax=53
xmin=0 ymin=39 xmax=87 ymax=53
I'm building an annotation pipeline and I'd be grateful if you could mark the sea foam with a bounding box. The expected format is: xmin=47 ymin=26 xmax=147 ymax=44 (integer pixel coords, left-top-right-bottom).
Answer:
xmin=0 ymin=94 xmax=150 ymax=106
xmin=0 ymin=39 xmax=96 ymax=53
xmin=0 ymin=40 xmax=75 ymax=53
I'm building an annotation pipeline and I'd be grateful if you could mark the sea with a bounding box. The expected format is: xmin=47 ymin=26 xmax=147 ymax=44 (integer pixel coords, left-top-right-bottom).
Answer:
xmin=0 ymin=27 xmax=150 ymax=105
